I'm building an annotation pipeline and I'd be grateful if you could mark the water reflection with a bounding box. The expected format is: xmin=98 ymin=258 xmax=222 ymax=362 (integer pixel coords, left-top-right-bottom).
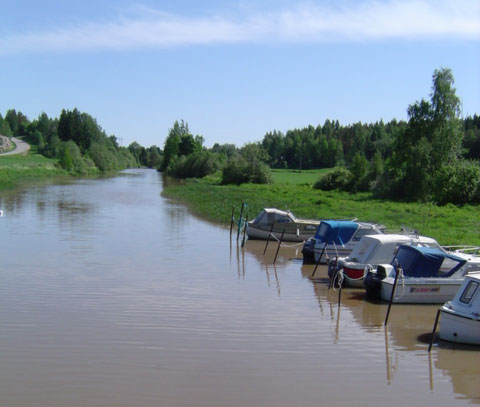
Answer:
xmin=0 ymin=169 xmax=478 ymax=407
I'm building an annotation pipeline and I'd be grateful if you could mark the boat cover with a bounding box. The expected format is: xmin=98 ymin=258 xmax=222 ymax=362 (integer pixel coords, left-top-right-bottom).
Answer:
xmin=314 ymin=220 xmax=358 ymax=246
xmin=393 ymin=245 xmax=466 ymax=278
xmin=252 ymin=208 xmax=295 ymax=225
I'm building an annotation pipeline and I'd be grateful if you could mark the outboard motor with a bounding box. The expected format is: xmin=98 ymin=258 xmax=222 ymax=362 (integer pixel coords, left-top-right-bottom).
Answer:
xmin=364 ymin=265 xmax=387 ymax=299
xmin=302 ymin=238 xmax=316 ymax=264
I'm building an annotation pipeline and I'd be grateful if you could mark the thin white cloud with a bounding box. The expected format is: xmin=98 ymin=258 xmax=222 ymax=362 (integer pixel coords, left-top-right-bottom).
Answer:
xmin=0 ymin=0 xmax=478 ymax=54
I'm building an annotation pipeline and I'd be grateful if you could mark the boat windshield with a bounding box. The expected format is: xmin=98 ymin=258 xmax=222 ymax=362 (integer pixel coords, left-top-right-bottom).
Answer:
xmin=253 ymin=210 xmax=293 ymax=226
xmin=459 ymin=281 xmax=479 ymax=304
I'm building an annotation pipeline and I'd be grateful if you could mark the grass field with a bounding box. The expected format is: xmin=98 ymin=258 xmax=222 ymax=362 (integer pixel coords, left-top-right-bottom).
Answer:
xmin=0 ymin=149 xmax=67 ymax=187
xmin=270 ymin=168 xmax=330 ymax=185
xmin=162 ymin=170 xmax=480 ymax=246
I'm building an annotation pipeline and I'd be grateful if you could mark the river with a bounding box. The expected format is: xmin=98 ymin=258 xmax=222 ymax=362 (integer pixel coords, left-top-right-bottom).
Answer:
xmin=0 ymin=169 xmax=478 ymax=407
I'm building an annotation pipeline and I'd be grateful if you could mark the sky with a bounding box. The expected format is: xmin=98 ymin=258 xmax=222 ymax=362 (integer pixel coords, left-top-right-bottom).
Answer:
xmin=1 ymin=0 xmax=479 ymax=149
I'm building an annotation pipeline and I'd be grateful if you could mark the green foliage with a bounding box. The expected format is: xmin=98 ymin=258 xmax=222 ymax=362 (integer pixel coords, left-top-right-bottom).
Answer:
xmin=161 ymin=120 xmax=201 ymax=171
xmin=431 ymin=160 xmax=480 ymax=205
xmin=210 ymin=143 xmax=237 ymax=159
xmin=5 ymin=109 xmax=28 ymax=137
xmin=381 ymin=68 xmax=465 ymax=203
xmin=0 ymin=114 xmax=13 ymax=137
xmin=166 ymin=150 xmax=221 ymax=178
xmin=314 ymin=167 xmax=352 ymax=191
xmin=349 ymin=152 xmax=370 ymax=192
xmin=221 ymin=155 xmax=271 ymax=185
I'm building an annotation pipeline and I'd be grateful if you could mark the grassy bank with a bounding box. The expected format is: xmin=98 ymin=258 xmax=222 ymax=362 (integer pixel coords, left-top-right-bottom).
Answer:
xmin=162 ymin=170 xmax=480 ymax=246
xmin=0 ymin=149 xmax=68 ymax=187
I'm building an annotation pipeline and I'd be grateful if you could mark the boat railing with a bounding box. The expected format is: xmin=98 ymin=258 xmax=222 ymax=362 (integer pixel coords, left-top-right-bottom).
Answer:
xmin=443 ymin=245 xmax=480 ymax=254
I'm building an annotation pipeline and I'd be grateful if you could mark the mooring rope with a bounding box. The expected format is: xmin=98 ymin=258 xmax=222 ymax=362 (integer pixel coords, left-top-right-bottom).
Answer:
xmin=268 ymin=232 xmax=305 ymax=247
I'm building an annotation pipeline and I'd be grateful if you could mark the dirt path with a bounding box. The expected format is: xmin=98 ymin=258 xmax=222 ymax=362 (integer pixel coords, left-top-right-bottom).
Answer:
xmin=0 ymin=137 xmax=31 ymax=156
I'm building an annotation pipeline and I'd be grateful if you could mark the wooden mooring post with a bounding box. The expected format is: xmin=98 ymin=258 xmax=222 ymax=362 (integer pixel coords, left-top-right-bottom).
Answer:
xmin=229 ymin=207 xmax=235 ymax=236
xmin=263 ymin=223 xmax=275 ymax=255
xmin=273 ymin=230 xmax=285 ymax=265
xmin=384 ymin=267 xmax=401 ymax=326
xmin=428 ymin=309 xmax=441 ymax=352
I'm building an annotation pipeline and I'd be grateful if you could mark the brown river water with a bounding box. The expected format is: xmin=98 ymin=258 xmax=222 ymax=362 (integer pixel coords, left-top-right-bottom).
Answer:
xmin=0 ymin=169 xmax=478 ymax=407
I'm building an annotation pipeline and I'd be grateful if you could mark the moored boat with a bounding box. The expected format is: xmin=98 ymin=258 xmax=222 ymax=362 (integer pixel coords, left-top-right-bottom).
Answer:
xmin=246 ymin=208 xmax=319 ymax=242
xmin=303 ymin=219 xmax=384 ymax=264
xmin=328 ymin=233 xmax=441 ymax=288
xmin=364 ymin=245 xmax=475 ymax=304
xmin=438 ymin=272 xmax=480 ymax=345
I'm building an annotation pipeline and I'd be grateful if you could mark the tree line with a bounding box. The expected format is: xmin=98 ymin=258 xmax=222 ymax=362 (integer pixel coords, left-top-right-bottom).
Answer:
xmin=0 ymin=108 xmax=139 ymax=174
xmin=2 ymin=67 xmax=479 ymax=205
xmin=155 ymin=68 xmax=480 ymax=205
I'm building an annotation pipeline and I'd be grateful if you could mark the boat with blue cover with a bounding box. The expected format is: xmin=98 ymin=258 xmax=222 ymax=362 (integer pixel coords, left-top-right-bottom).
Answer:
xmin=364 ymin=245 xmax=479 ymax=303
xmin=302 ymin=219 xmax=384 ymax=264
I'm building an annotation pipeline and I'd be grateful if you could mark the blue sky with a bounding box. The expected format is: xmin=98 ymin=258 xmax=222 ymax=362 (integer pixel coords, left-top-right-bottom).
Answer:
xmin=1 ymin=0 xmax=479 ymax=148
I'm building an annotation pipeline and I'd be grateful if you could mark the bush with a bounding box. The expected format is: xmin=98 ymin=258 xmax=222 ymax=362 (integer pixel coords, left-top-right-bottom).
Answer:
xmin=221 ymin=155 xmax=271 ymax=185
xmin=59 ymin=141 xmax=89 ymax=174
xmin=432 ymin=161 xmax=480 ymax=205
xmin=166 ymin=150 xmax=221 ymax=178
xmin=314 ymin=167 xmax=352 ymax=191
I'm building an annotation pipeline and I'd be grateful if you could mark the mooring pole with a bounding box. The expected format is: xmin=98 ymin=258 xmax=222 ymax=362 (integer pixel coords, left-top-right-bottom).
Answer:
xmin=229 ymin=206 xmax=235 ymax=236
xmin=241 ymin=215 xmax=248 ymax=247
xmin=237 ymin=202 xmax=245 ymax=241
xmin=384 ymin=267 xmax=401 ymax=326
xmin=312 ymin=242 xmax=328 ymax=277
xmin=338 ymin=279 xmax=342 ymax=308
xmin=263 ymin=222 xmax=275 ymax=255
xmin=328 ymin=256 xmax=339 ymax=289
xmin=428 ymin=309 xmax=442 ymax=352
xmin=273 ymin=229 xmax=285 ymax=265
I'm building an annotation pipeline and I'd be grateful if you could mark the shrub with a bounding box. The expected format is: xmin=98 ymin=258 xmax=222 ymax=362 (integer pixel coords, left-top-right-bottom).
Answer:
xmin=221 ymin=155 xmax=271 ymax=185
xmin=432 ymin=160 xmax=480 ymax=205
xmin=314 ymin=167 xmax=352 ymax=191
xmin=166 ymin=150 xmax=221 ymax=178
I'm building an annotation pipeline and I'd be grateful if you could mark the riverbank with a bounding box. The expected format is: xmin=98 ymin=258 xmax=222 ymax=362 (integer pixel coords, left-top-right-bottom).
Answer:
xmin=0 ymin=149 xmax=69 ymax=188
xmin=162 ymin=170 xmax=480 ymax=246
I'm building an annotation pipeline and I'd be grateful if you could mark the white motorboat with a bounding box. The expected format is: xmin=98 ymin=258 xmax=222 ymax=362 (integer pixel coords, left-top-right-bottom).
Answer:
xmin=246 ymin=208 xmax=319 ymax=242
xmin=302 ymin=219 xmax=384 ymax=264
xmin=364 ymin=245 xmax=476 ymax=304
xmin=328 ymin=233 xmax=441 ymax=288
xmin=439 ymin=272 xmax=480 ymax=345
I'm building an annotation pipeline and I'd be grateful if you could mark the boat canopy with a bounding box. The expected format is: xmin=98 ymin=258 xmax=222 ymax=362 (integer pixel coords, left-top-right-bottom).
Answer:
xmin=393 ymin=245 xmax=467 ymax=278
xmin=314 ymin=220 xmax=358 ymax=245
xmin=252 ymin=208 xmax=296 ymax=226
xmin=347 ymin=234 xmax=412 ymax=264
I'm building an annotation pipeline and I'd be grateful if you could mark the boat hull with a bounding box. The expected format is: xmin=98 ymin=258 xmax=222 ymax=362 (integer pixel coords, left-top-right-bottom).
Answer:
xmin=247 ymin=224 xmax=315 ymax=242
xmin=380 ymin=278 xmax=463 ymax=304
xmin=439 ymin=308 xmax=480 ymax=345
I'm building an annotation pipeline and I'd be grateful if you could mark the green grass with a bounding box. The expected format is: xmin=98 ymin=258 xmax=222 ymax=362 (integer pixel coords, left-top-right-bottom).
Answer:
xmin=162 ymin=170 xmax=480 ymax=246
xmin=270 ymin=168 xmax=331 ymax=185
xmin=0 ymin=149 xmax=68 ymax=187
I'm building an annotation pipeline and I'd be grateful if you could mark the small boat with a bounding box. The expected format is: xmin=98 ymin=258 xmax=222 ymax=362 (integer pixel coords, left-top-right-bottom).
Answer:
xmin=438 ymin=272 xmax=480 ymax=345
xmin=302 ymin=220 xmax=385 ymax=264
xmin=328 ymin=233 xmax=441 ymax=288
xmin=364 ymin=245 xmax=476 ymax=304
xmin=246 ymin=208 xmax=319 ymax=242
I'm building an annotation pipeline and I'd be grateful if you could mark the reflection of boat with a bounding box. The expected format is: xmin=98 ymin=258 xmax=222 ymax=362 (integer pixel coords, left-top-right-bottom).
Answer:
xmin=302 ymin=220 xmax=384 ymax=264
xmin=328 ymin=234 xmax=441 ymax=288
xmin=247 ymin=208 xmax=319 ymax=242
xmin=439 ymin=272 xmax=480 ymax=345
xmin=364 ymin=245 xmax=476 ymax=304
